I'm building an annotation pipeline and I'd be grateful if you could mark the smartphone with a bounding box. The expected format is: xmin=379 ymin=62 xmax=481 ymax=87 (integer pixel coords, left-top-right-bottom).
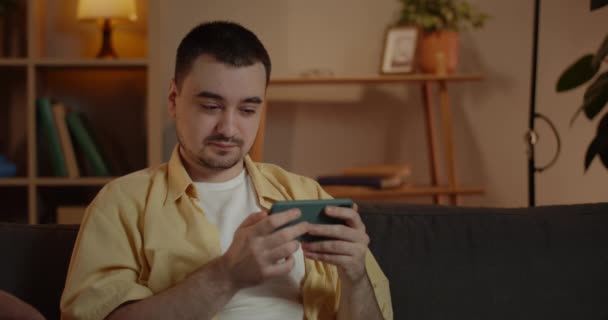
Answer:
xmin=269 ymin=198 xmax=354 ymax=242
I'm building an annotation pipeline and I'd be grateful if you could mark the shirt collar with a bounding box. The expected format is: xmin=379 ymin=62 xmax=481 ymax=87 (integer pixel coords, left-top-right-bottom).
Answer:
xmin=165 ymin=145 xmax=286 ymax=209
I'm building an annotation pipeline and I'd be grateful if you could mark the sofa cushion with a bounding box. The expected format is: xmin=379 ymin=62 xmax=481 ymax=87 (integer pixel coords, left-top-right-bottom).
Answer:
xmin=359 ymin=202 xmax=608 ymax=320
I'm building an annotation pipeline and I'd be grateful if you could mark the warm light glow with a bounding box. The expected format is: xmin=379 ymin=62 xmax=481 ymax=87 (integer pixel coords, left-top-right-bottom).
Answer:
xmin=77 ymin=0 xmax=137 ymax=21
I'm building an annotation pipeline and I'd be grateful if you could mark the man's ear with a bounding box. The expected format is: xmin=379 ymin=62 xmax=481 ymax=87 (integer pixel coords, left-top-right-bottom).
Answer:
xmin=168 ymin=79 xmax=179 ymax=119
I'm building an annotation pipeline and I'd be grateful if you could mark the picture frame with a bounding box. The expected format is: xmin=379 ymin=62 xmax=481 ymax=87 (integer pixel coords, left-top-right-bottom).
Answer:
xmin=380 ymin=26 xmax=419 ymax=74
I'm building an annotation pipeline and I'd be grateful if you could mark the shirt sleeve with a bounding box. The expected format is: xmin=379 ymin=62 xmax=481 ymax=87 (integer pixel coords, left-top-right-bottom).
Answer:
xmin=60 ymin=183 xmax=152 ymax=320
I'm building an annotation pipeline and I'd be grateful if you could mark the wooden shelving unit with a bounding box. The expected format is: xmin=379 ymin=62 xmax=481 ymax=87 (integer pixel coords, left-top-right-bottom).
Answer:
xmin=252 ymin=74 xmax=484 ymax=204
xmin=270 ymin=74 xmax=483 ymax=85
xmin=0 ymin=0 xmax=161 ymax=224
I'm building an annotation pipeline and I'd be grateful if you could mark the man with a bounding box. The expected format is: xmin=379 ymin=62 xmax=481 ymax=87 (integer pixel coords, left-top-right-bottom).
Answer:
xmin=60 ymin=21 xmax=392 ymax=320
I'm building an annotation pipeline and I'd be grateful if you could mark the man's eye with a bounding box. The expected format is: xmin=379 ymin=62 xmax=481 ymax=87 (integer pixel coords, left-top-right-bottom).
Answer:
xmin=201 ymin=105 xmax=220 ymax=111
xmin=241 ymin=108 xmax=256 ymax=115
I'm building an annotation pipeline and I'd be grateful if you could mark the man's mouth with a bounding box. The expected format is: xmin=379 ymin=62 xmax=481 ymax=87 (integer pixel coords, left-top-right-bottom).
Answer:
xmin=208 ymin=142 xmax=239 ymax=149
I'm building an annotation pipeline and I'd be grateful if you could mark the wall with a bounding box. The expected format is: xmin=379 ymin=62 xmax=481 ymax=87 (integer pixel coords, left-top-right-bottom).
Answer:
xmin=154 ymin=0 xmax=608 ymax=207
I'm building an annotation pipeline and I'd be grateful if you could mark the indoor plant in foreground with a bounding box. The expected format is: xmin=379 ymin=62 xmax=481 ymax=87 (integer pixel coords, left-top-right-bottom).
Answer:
xmin=397 ymin=0 xmax=488 ymax=73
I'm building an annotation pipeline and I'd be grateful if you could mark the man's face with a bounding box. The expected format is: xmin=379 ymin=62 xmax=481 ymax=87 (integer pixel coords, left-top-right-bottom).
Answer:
xmin=169 ymin=54 xmax=266 ymax=171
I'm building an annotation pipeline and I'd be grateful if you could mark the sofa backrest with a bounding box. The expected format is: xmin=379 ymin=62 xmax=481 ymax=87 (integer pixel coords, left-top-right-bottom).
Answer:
xmin=3 ymin=202 xmax=608 ymax=320
xmin=0 ymin=223 xmax=78 ymax=320
xmin=359 ymin=202 xmax=608 ymax=320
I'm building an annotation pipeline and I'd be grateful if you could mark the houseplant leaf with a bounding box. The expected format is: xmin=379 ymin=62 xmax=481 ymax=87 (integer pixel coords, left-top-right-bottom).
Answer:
xmin=600 ymin=144 xmax=608 ymax=169
xmin=556 ymin=54 xmax=598 ymax=92
xmin=591 ymin=34 xmax=608 ymax=70
xmin=583 ymin=70 xmax=608 ymax=120
xmin=585 ymin=112 xmax=608 ymax=171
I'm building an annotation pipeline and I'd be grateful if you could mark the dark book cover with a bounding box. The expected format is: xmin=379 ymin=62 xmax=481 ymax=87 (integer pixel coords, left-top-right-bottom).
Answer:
xmin=317 ymin=175 xmax=403 ymax=189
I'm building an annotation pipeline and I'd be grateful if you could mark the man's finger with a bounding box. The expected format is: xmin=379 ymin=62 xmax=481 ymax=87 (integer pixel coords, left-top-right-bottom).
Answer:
xmin=263 ymin=255 xmax=295 ymax=278
xmin=307 ymin=223 xmax=368 ymax=244
xmin=240 ymin=210 xmax=268 ymax=228
xmin=253 ymin=208 xmax=301 ymax=235
xmin=324 ymin=206 xmax=365 ymax=229
xmin=263 ymin=221 xmax=309 ymax=248
xmin=302 ymin=240 xmax=358 ymax=256
xmin=265 ymin=240 xmax=300 ymax=263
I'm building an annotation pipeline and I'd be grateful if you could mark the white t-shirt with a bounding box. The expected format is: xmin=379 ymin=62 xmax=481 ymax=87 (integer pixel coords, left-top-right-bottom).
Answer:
xmin=194 ymin=170 xmax=305 ymax=320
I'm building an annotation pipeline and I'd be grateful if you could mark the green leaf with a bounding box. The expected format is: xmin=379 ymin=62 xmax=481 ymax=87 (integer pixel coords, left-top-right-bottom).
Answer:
xmin=600 ymin=146 xmax=608 ymax=169
xmin=583 ymin=71 xmax=608 ymax=120
xmin=585 ymin=137 xmax=600 ymax=171
xmin=585 ymin=112 xmax=608 ymax=171
xmin=556 ymin=54 xmax=598 ymax=92
xmin=592 ymin=34 xmax=608 ymax=70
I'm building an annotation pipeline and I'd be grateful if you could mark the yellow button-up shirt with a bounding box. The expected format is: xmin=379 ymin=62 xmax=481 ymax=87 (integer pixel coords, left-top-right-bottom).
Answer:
xmin=60 ymin=147 xmax=393 ymax=320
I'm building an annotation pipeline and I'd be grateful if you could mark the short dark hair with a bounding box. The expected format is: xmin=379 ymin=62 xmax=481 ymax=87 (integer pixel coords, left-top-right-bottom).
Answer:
xmin=174 ymin=21 xmax=272 ymax=89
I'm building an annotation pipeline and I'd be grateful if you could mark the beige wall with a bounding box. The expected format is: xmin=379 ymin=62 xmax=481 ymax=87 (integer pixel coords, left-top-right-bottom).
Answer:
xmin=154 ymin=0 xmax=608 ymax=207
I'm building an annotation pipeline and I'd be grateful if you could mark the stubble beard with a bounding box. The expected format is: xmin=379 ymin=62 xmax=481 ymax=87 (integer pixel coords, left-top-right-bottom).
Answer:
xmin=176 ymin=130 xmax=244 ymax=171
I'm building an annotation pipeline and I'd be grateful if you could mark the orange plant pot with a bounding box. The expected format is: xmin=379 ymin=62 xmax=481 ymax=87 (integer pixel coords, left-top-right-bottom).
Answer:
xmin=418 ymin=31 xmax=460 ymax=74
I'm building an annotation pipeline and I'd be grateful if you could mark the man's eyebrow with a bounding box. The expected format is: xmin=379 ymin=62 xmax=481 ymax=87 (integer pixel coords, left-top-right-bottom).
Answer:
xmin=196 ymin=91 xmax=225 ymax=101
xmin=243 ymin=97 xmax=263 ymax=104
xmin=195 ymin=91 xmax=262 ymax=104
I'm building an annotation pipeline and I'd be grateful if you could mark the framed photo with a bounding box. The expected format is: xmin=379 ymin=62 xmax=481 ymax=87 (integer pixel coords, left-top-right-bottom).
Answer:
xmin=380 ymin=26 xmax=419 ymax=74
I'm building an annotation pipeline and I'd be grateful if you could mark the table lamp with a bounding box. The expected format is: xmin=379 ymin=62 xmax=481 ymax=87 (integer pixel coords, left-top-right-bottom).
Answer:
xmin=77 ymin=0 xmax=137 ymax=58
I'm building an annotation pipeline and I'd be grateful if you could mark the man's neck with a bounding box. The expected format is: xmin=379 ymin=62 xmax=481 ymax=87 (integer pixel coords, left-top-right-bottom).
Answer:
xmin=178 ymin=146 xmax=245 ymax=183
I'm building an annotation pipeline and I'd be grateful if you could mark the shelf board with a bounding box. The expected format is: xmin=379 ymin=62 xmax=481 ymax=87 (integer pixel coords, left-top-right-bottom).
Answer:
xmin=323 ymin=185 xmax=484 ymax=200
xmin=269 ymin=73 xmax=483 ymax=85
xmin=35 ymin=177 xmax=116 ymax=186
xmin=0 ymin=58 xmax=28 ymax=66
xmin=0 ymin=178 xmax=30 ymax=186
xmin=34 ymin=58 xmax=148 ymax=67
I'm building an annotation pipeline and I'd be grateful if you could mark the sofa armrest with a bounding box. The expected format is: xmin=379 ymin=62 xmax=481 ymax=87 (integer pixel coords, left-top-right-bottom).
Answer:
xmin=0 ymin=290 xmax=45 ymax=320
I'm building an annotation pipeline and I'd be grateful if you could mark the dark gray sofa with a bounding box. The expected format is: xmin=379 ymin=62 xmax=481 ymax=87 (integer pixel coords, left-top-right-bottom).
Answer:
xmin=2 ymin=202 xmax=608 ymax=320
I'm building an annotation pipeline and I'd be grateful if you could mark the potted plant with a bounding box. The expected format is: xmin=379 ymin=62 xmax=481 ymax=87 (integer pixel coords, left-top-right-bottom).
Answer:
xmin=397 ymin=0 xmax=488 ymax=73
xmin=556 ymin=34 xmax=608 ymax=171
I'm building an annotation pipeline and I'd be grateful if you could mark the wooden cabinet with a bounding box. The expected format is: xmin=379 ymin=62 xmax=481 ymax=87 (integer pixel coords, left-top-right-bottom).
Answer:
xmin=0 ymin=0 xmax=160 ymax=223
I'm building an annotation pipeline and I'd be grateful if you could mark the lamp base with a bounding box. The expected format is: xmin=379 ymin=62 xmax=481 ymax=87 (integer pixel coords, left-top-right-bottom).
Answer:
xmin=97 ymin=18 xmax=117 ymax=59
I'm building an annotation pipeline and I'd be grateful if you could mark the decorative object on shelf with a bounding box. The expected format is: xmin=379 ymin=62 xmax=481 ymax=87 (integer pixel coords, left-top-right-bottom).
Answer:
xmin=77 ymin=0 xmax=137 ymax=59
xmin=0 ymin=154 xmax=16 ymax=177
xmin=396 ymin=0 xmax=488 ymax=74
xmin=380 ymin=26 xmax=419 ymax=74
xmin=556 ymin=33 xmax=608 ymax=171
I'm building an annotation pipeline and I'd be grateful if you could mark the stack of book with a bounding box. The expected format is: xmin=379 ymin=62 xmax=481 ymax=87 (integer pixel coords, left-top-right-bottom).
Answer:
xmin=317 ymin=164 xmax=411 ymax=189
xmin=36 ymin=97 xmax=111 ymax=177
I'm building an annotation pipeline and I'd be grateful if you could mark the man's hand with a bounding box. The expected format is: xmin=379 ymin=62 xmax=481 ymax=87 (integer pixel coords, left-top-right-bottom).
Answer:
xmin=220 ymin=209 xmax=310 ymax=290
xmin=301 ymin=204 xmax=370 ymax=285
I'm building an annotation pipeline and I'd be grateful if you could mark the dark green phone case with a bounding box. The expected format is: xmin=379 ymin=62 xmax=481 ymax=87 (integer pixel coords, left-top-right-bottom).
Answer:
xmin=269 ymin=198 xmax=354 ymax=242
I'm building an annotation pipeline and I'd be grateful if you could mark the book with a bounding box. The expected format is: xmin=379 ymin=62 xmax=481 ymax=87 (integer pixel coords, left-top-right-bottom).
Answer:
xmin=342 ymin=163 xmax=411 ymax=178
xmin=51 ymin=103 xmax=80 ymax=178
xmin=36 ymin=97 xmax=67 ymax=177
xmin=56 ymin=206 xmax=86 ymax=224
xmin=65 ymin=111 xmax=111 ymax=176
xmin=317 ymin=175 xmax=404 ymax=189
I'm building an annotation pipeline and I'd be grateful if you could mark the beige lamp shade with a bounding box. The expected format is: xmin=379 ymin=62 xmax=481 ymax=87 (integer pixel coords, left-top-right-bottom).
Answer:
xmin=77 ymin=0 xmax=137 ymax=21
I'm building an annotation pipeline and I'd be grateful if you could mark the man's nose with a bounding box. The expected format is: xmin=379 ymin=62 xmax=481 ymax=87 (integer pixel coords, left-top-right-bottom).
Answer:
xmin=216 ymin=110 xmax=238 ymax=137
